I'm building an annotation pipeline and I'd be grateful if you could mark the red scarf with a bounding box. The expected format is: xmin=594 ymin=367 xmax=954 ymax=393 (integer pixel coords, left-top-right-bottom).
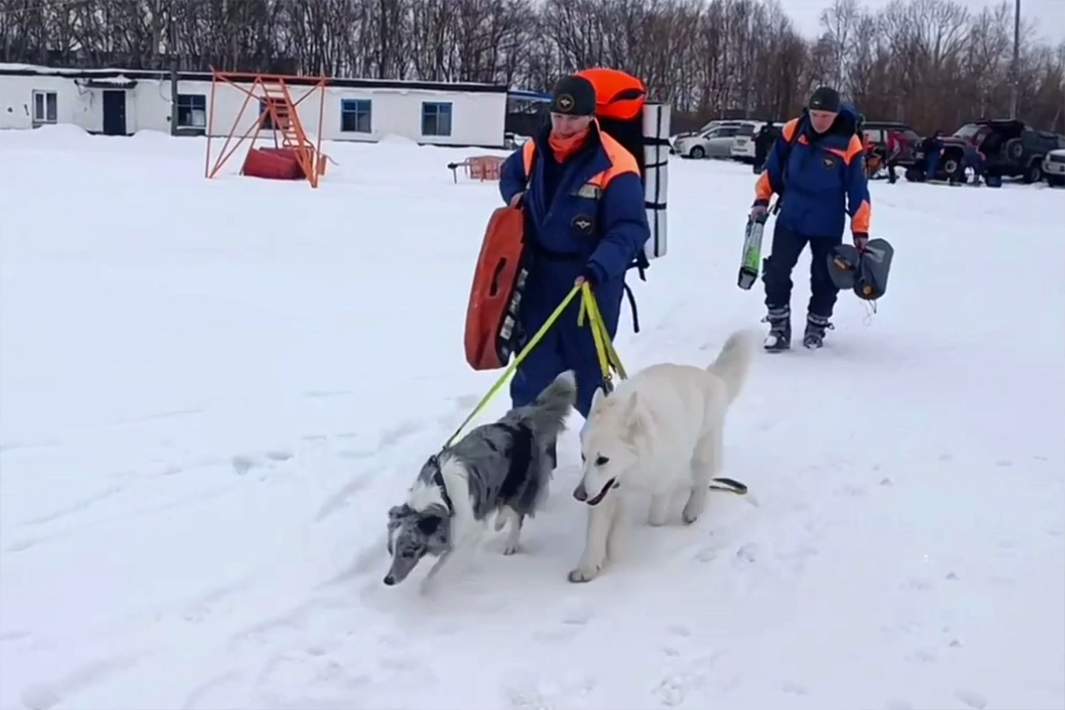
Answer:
xmin=549 ymin=126 xmax=591 ymax=164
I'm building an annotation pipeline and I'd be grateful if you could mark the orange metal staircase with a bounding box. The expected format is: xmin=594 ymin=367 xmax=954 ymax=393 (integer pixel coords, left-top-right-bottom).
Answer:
xmin=204 ymin=71 xmax=328 ymax=188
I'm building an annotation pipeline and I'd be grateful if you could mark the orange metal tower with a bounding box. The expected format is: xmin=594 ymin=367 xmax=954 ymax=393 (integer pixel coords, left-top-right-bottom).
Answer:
xmin=204 ymin=70 xmax=329 ymax=188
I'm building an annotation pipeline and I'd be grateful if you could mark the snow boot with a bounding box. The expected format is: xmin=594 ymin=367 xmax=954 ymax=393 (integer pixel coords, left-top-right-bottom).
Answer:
xmin=762 ymin=305 xmax=791 ymax=352
xmin=803 ymin=313 xmax=834 ymax=349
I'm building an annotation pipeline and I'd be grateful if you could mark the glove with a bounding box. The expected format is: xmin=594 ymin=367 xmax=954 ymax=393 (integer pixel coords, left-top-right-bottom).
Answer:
xmin=853 ymin=232 xmax=869 ymax=252
xmin=575 ymin=266 xmax=600 ymax=289
xmin=749 ymin=201 xmax=768 ymax=223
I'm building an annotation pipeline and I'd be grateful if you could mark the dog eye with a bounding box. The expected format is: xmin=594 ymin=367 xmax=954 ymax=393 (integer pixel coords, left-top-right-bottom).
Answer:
xmin=595 ymin=455 xmax=609 ymax=466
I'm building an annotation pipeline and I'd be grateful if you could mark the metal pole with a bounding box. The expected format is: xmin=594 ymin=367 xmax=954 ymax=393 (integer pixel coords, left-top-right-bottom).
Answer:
xmin=169 ymin=7 xmax=178 ymax=136
xmin=1010 ymin=0 xmax=1020 ymax=119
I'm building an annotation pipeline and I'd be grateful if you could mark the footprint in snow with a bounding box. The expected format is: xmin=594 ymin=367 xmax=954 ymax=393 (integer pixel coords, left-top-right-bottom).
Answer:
xmin=378 ymin=420 xmax=422 ymax=448
xmin=21 ymin=653 xmax=140 ymax=710
xmin=453 ymin=393 xmax=481 ymax=410
xmin=734 ymin=542 xmax=759 ymax=565
xmin=780 ymin=680 xmax=809 ymax=695
xmin=231 ymin=455 xmax=256 ymax=475
xmin=315 ymin=469 xmax=376 ymax=522
xmin=955 ymin=689 xmax=988 ymax=709
xmin=884 ymin=699 xmax=915 ymax=710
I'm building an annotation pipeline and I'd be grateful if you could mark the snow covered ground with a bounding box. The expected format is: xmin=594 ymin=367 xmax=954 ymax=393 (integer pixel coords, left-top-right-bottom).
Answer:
xmin=1 ymin=125 xmax=1063 ymax=710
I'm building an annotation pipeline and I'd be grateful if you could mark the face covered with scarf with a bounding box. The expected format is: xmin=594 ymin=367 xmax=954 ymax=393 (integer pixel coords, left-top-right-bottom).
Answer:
xmin=549 ymin=112 xmax=594 ymax=162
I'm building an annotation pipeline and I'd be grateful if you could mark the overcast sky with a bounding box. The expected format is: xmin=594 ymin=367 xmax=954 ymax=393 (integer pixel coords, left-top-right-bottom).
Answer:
xmin=786 ymin=0 xmax=1065 ymax=45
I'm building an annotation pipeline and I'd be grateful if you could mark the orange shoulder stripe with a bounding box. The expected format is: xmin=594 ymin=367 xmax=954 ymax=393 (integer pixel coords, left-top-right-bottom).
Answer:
xmin=589 ymin=128 xmax=640 ymax=189
xmin=522 ymin=140 xmax=536 ymax=175
xmin=781 ymin=118 xmax=800 ymax=142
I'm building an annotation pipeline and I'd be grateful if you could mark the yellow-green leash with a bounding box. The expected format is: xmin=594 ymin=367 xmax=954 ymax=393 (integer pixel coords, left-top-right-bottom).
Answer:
xmin=445 ymin=283 xmax=629 ymax=448
xmin=445 ymin=284 xmax=581 ymax=448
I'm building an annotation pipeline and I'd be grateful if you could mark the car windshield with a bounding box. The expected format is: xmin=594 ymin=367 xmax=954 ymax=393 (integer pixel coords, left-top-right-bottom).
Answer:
xmin=953 ymin=124 xmax=983 ymax=139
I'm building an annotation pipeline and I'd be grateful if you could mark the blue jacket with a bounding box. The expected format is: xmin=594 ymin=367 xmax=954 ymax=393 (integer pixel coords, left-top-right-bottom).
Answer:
xmin=499 ymin=124 xmax=649 ymax=289
xmin=755 ymin=106 xmax=872 ymax=238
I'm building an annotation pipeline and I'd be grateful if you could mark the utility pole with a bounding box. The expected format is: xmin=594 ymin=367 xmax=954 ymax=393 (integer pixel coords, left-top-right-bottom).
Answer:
xmin=1010 ymin=0 xmax=1020 ymax=119
xmin=169 ymin=4 xmax=178 ymax=136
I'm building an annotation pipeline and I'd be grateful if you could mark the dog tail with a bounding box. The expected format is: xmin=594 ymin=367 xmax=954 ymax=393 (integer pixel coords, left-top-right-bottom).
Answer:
xmin=708 ymin=329 xmax=757 ymax=404
xmin=517 ymin=369 xmax=577 ymax=441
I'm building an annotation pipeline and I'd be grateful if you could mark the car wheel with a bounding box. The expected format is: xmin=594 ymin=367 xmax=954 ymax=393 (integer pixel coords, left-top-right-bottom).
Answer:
xmin=689 ymin=146 xmax=706 ymax=159
xmin=905 ymin=166 xmax=924 ymax=182
xmin=942 ymin=157 xmax=961 ymax=179
xmin=1006 ymin=138 xmax=1025 ymax=161
xmin=1023 ymin=163 xmax=1043 ymax=184
xmin=1047 ymin=174 xmax=1065 ymax=187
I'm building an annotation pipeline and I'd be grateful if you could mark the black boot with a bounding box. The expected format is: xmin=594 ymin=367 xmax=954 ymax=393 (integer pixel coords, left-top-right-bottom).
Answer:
xmin=803 ymin=313 xmax=834 ymax=349
xmin=762 ymin=305 xmax=791 ymax=352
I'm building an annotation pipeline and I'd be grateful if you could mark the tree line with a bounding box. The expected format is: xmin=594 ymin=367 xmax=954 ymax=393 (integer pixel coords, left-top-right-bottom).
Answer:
xmin=2 ymin=0 xmax=1063 ymax=133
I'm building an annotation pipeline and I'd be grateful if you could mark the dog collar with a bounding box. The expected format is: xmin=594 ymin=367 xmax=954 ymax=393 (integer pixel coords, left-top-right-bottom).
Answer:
xmin=432 ymin=468 xmax=455 ymax=515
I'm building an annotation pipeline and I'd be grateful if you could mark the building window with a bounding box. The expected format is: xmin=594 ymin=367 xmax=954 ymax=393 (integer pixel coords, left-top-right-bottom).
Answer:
xmin=422 ymin=102 xmax=452 ymax=137
xmin=33 ymin=90 xmax=57 ymax=125
xmin=176 ymin=94 xmax=206 ymax=129
xmin=341 ymin=99 xmax=371 ymax=133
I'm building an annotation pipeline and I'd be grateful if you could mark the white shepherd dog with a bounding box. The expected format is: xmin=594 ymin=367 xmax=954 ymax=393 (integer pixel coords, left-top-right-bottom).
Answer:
xmin=569 ymin=329 xmax=757 ymax=583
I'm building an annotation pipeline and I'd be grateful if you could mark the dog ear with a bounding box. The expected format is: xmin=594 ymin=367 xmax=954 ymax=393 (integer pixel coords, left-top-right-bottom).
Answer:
xmin=624 ymin=392 xmax=646 ymax=442
xmin=590 ymin=387 xmax=605 ymax=414
xmin=388 ymin=504 xmax=411 ymax=522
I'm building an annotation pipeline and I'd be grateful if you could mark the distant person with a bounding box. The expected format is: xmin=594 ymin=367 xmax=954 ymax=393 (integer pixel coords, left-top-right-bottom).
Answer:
xmin=884 ymin=129 xmax=904 ymax=184
xmin=748 ymin=86 xmax=872 ymax=351
xmin=922 ymin=130 xmax=944 ymax=181
xmin=753 ymin=121 xmax=777 ymax=173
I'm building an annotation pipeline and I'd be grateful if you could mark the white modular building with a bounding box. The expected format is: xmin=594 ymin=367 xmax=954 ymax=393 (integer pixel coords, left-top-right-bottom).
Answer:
xmin=0 ymin=63 xmax=509 ymax=147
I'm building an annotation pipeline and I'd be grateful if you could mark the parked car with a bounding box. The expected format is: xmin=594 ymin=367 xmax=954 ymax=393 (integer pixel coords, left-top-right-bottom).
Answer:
xmin=1043 ymin=148 xmax=1065 ymax=187
xmin=670 ymin=119 xmax=747 ymax=146
xmin=729 ymin=122 xmax=767 ymax=163
xmin=911 ymin=120 xmax=1065 ymax=183
xmin=673 ymin=121 xmax=758 ymax=159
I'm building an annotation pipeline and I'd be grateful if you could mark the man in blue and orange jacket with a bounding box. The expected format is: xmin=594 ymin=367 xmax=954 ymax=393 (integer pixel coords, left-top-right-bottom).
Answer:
xmin=750 ymin=86 xmax=872 ymax=351
xmin=499 ymin=74 xmax=649 ymax=419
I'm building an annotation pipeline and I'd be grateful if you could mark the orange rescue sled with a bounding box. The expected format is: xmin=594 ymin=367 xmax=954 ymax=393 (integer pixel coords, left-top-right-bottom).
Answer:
xmin=463 ymin=204 xmax=529 ymax=370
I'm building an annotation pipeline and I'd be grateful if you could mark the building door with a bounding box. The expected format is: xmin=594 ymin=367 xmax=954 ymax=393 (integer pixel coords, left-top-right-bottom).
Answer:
xmin=103 ymin=91 xmax=127 ymax=135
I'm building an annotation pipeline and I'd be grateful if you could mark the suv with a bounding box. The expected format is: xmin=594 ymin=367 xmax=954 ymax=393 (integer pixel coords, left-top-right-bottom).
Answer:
xmin=928 ymin=120 xmax=1064 ymax=183
xmin=861 ymin=121 xmax=922 ymax=167
xmin=1044 ymin=149 xmax=1065 ymax=187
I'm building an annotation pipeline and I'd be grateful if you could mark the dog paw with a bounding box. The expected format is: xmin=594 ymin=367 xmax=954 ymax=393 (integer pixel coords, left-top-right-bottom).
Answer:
xmin=502 ymin=543 xmax=520 ymax=556
xmin=567 ymin=563 xmax=602 ymax=583
xmin=681 ymin=502 xmax=707 ymax=525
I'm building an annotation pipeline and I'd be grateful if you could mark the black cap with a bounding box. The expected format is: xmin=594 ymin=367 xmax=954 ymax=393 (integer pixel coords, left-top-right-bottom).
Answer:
xmin=550 ymin=75 xmax=596 ymax=116
xmin=808 ymin=86 xmax=841 ymax=112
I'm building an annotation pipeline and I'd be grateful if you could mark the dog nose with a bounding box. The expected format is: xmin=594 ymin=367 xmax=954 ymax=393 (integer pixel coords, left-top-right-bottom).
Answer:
xmin=573 ymin=483 xmax=588 ymax=501
xmin=383 ymin=575 xmax=395 ymax=586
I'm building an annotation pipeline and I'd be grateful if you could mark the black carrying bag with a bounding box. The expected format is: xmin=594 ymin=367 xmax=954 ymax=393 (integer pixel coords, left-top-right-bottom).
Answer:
xmin=827 ymin=238 xmax=894 ymax=300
